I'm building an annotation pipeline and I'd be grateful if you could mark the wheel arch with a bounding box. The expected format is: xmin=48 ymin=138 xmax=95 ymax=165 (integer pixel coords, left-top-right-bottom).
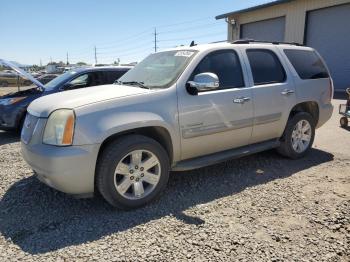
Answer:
xmin=94 ymin=126 xmax=174 ymax=194
xmin=289 ymin=101 xmax=319 ymax=125
xmin=96 ymin=126 xmax=174 ymax=165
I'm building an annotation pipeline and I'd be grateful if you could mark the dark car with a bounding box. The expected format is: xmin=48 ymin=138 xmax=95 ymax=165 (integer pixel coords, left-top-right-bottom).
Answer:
xmin=0 ymin=65 xmax=132 ymax=131
xmin=36 ymin=74 xmax=60 ymax=84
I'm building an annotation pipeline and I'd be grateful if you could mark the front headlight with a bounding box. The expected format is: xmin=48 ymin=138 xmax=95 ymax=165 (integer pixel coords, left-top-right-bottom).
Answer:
xmin=0 ymin=97 xmax=26 ymax=105
xmin=43 ymin=109 xmax=75 ymax=146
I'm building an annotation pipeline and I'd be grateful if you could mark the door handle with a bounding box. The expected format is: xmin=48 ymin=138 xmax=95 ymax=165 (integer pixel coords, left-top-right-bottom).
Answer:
xmin=233 ymin=97 xmax=251 ymax=104
xmin=281 ymin=89 xmax=295 ymax=96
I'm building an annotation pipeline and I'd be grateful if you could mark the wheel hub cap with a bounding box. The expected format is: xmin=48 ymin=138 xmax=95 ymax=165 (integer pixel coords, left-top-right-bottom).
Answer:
xmin=291 ymin=119 xmax=312 ymax=153
xmin=114 ymin=150 xmax=161 ymax=200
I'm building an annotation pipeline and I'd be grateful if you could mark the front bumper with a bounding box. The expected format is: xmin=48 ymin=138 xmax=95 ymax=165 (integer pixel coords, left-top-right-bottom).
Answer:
xmin=0 ymin=104 xmax=23 ymax=130
xmin=21 ymin=141 xmax=100 ymax=195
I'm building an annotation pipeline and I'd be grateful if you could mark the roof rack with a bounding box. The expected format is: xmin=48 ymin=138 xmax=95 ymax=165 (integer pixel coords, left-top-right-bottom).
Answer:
xmin=232 ymin=39 xmax=303 ymax=46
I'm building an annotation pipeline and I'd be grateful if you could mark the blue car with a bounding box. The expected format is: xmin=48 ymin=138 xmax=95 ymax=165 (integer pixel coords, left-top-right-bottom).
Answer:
xmin=0 ymin=61 xmax=132 ymax=132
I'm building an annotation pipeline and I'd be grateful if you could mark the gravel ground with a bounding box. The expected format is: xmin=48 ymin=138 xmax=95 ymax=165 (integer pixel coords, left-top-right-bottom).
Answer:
xmin=0 ymin=99 xmax=349 ymax=261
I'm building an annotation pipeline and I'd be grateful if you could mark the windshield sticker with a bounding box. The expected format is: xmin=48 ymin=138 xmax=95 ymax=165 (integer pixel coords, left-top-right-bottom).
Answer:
xmin=175 ymin=51 xmax=194 ymax=57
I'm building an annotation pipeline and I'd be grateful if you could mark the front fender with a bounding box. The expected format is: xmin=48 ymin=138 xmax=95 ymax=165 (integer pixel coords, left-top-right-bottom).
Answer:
xmin=73 ymin=111 xmax=181 ymax=162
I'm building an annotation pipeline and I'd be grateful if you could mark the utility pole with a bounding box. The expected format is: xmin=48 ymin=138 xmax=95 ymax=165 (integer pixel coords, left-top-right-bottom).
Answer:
xmin=66 ymin=52 xmax=69 ymax=65
xmin=94 ymin=46 xmax=97 ymax=64
xmin=40 ymin=59 xmax=42 ymax=67
xmin=154 ymin=28 xmax=158 ymax=53
xmin=50 ymin=57 xmax=52 ymax=63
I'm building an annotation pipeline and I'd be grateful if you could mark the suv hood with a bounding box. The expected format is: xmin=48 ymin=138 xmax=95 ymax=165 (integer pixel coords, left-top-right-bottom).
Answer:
xmin=0 ymin=59 xmax=45 ymax=91
xmin=27 ymin=84 xmax=150 ymax=117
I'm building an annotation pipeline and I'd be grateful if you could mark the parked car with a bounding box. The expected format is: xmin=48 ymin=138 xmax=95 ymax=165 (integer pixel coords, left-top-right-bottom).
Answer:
xmin=0 ymin=73 xmax=32 ymax=87
xmin=36 ymin=74 xmax=60 ymax=84
xmin=20 ymin=41 xmax=333 ymax=209
xmin=0 ymin=61 xmax=132 ymax=131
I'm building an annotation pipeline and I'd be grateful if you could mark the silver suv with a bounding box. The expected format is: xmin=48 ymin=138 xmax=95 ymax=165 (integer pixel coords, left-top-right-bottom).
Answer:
xmin=21 ymin=41 xmax=334 ymax=209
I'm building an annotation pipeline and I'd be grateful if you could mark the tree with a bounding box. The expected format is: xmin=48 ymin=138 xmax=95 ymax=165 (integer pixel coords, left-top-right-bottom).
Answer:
xmin=76 ymin=62 xmax=87 ymax=66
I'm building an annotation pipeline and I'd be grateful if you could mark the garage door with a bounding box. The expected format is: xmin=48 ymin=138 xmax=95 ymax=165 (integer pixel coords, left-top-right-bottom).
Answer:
xmin=240 ymin=17 xmax=285 ymax=42
xmin=305 ymin=4 xmax=350 ymax=91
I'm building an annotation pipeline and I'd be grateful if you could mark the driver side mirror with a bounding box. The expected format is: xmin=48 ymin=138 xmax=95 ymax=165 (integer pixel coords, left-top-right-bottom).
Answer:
xmin=186 ymin=72 xmax=220 ymax=95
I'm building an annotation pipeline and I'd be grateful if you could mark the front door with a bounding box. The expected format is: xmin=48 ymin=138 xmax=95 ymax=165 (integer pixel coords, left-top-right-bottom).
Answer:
xmin=178 ymin=49 xmax=254 ymax=160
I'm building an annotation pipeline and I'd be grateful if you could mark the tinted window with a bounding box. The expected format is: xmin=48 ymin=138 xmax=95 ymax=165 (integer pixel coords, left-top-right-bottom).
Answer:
xmin=247 ymin=49 xmax=286 ymax=85
xmin=284 ymin=49 xmax=329 ymax=79
xmin=66 ymin=72 xmax=103 ymax=89
xmin=191 ymin=50 xmax=244 ymax=89
xmin=104 ymin=70 xmax=127 ymax=84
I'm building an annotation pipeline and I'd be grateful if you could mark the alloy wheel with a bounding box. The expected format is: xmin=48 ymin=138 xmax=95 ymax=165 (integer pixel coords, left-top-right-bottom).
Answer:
xmin=114 ymin=150 xmax=161 ymax=200
xmin=291 ymin=119 xmax=312 ymax=153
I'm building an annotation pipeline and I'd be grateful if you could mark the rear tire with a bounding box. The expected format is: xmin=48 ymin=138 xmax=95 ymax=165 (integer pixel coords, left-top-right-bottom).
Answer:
xmin=277 ymin=112 xmax=315 ymax=159
xmin=96 ymin=135 xmax=170 ymax=209
xmin=340 ymin=117 xmax=348 ymax=128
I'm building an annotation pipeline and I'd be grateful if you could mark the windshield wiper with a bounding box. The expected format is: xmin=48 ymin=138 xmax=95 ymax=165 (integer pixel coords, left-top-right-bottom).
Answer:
xmin=116 ymin=80 xmax=150 ymax=89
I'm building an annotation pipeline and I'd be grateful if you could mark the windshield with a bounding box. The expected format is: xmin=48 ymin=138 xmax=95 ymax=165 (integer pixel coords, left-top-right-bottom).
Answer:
xmin=44 ymin=70 xmax=79 ymax=91
xmin=118 ymin=50 xmax=197 ymax=89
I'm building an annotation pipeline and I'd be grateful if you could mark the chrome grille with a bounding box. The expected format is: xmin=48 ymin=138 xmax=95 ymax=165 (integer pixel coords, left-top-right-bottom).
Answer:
xmin=21 ymin=114 xmax=39 ymax=144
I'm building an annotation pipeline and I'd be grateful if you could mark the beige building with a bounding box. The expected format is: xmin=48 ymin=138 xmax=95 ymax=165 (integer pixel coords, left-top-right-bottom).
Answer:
xmin=216 ymin=0 xmax=350 ymax=91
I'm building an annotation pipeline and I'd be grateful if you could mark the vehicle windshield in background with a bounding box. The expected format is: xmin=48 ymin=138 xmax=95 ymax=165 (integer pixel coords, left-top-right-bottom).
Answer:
xmin=118 ymin=50 xmax=197 ymax=89
xmin=44 ymin=71 xmax=78 ymax=91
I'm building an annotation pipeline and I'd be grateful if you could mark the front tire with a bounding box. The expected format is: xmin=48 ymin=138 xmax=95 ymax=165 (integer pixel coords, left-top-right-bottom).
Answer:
xmin=96 ymin=135 xmax=170 ymax=209
xmin=277 ymin=112 xmax=315 ymax=159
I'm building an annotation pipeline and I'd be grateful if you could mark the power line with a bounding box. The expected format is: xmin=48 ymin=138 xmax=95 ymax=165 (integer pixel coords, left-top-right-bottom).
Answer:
xmin=158 ymin=31 xmax=227 ymax=42
xmin=97 ymin=41 xmax=153 ymax=53
xmin=62 ymin=16 xmax=225 ymax=63
xmin=158 ymin=22 xmax=223 ymax=35
xmin=97 ymin=46 xmax=152 ymax=58
xmin=156 ymin=16 xmax=213 ymax=29
xmin=97 ymin=29 xmax=153 ymax=49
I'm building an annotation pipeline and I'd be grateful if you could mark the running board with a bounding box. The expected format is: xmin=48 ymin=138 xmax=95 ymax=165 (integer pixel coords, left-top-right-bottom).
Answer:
xmin=172 ymin=139 xmax=280 ymax=171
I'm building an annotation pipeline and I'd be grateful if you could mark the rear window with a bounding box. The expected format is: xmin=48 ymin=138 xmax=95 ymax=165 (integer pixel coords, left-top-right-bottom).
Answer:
xmin=284 ymin=49 xmax=329 ymax=80
xmin=246 ymin=49 xmax=286 ymax=85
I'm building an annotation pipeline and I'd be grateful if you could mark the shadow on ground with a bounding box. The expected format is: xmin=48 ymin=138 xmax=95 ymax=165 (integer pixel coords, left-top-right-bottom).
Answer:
xmin=0 ymin=148 xmax=333 ymax=254
xmin=0 ymin=131 xmax=19 ymax=146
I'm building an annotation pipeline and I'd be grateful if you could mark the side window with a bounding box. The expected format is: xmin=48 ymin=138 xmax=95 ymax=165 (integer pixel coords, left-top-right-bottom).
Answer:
xmin=284 ymin=49 xmax=329 ymax=80
xmin=106 ymin=71 xmax=126 ymax=83
xmin=247 ymin=49 xmax=286 ymax=85
xmin=190 ymin=50 xmax=244 ymax=89
xmin=89 ymin=72 xmax=103 ymax=86
xmin=67 ymin=73 xmax=90 ymax=89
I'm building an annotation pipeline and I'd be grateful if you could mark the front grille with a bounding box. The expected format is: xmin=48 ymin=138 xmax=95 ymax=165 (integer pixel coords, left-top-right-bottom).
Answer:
xmin=21 ymin=114 xmax=39 ymax=144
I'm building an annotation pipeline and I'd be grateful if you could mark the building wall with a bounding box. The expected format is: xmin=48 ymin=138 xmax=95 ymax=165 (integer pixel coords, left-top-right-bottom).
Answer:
xmin=228 ymin=0 xmax=350 ymax=43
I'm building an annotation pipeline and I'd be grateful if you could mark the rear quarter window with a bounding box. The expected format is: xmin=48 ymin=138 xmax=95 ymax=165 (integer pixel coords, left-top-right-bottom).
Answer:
xmin=283 ymin=49 xmax=329 ymax=80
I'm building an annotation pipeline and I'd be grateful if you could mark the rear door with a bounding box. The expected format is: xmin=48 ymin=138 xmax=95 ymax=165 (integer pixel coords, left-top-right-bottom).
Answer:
xmin=240 ymin=46 xmax=296 ymax=143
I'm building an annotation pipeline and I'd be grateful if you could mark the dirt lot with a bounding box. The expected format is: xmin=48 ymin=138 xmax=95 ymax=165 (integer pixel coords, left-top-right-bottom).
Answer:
xmin=0 ymin=99 xmax=349 ymax=261
xmin=0 ymin=86 xmax=34 ymax=96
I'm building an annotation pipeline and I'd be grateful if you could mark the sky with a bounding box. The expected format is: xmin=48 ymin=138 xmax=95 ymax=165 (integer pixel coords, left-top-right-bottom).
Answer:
xmin=0 ymin=0 xmax=270 ymax=65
